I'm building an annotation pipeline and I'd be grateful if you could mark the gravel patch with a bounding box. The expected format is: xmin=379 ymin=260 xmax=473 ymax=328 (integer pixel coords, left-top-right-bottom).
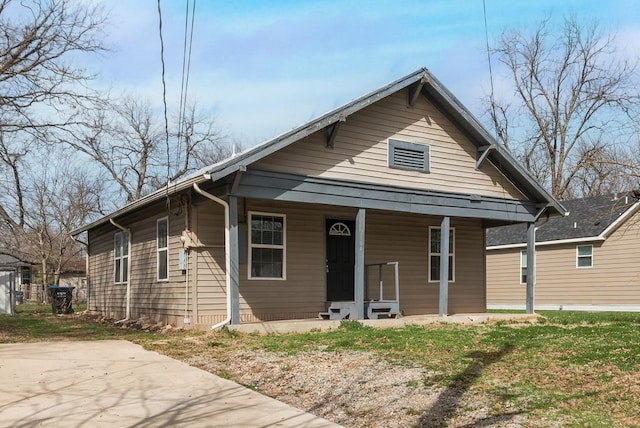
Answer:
xmin=187 ymin=349 xmax=532 ymax=427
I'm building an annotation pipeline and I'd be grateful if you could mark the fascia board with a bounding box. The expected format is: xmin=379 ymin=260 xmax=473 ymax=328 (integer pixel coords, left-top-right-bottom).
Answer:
xmin=599 ymin=201 xmax=640 ymax=238
xmin=487 ymin=235 xmax=605 ymax=251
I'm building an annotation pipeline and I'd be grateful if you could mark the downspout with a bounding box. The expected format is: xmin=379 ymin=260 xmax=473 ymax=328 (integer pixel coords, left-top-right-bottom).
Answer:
xmin=110 ymin=219 xmax=131 ymax=323
xmin=192 ymin=182 xmax=232 ymax=330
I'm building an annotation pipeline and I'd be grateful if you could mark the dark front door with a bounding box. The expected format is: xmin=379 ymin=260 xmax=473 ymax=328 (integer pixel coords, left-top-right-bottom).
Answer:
xmin=326 ymin=219 xmax=355 ymax=301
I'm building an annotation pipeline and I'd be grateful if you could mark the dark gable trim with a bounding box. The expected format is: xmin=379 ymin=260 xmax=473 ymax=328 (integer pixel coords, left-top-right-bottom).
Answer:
xmin=230 ymin=169 xmax=540 ymax=223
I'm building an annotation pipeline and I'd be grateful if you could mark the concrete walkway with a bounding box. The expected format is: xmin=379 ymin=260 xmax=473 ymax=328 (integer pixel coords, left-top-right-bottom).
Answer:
xmin=0 ymin=340 xmax=341 ymax=427
xmin=229 ymin=312 xmax=538 ymax=334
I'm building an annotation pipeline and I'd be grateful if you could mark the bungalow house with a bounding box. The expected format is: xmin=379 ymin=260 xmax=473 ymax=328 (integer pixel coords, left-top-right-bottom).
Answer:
xmin=486 ymin=192 xmax=640 ymax=311
xmin=72 ymin=68 xmax=564 ymax=328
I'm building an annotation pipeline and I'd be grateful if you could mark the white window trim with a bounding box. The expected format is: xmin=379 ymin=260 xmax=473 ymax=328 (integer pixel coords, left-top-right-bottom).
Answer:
xmin=520 ymin=250 xmax=527 ymax=285
xmin=248 ymin=211 xmax=286 ymax=280
xmin=576 ymin=244 xmax=593 ymax=269
xmin=114 ymin=231 xmax=129 ymax=285
xmin=157 ymin=217 xmax=169 ymax=282
xmin=428 ymin=226 xmax=455 ymax=283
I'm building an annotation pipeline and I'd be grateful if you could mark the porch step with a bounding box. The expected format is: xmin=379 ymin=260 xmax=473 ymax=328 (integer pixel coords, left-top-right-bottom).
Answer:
xmin=319 ymin=302 xmax=356 ymax=320
xmin=365 ymin=301 xmax=400 ymax=320
xmin=319 ymin=301 xmax=400 ymax=320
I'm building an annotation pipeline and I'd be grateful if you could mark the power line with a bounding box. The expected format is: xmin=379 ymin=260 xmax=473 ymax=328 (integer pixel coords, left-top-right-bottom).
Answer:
xmin=483 ymin=0 xmax=498 ymax=136
xmin=177 ymin=0 xmax=197 ymax=172
xmin=156 ymin=0 xmax=171 ymax=185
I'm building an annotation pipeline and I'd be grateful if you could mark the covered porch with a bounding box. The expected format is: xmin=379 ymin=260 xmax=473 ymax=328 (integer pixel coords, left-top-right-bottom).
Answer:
xmin=196 ymin=168 xmax=546 ymax=325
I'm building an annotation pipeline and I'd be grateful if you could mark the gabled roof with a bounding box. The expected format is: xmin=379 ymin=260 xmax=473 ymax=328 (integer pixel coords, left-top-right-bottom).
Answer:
xmin=72 ymin=67 xmax=565 ymax=235
xmin=487 ymin=192 xmax=640 ymax=249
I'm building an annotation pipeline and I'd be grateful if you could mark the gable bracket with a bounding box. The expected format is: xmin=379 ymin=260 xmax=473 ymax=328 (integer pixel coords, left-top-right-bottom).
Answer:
xmin=325 ymin=114 xmax=347 ymax=148
xmin=475 ymin=144 xmax=496 ymax=170
xmin=230 ymin=165 xmax=247 ymax=194
xmin=407 ymin=74 xmax=429 ymax=108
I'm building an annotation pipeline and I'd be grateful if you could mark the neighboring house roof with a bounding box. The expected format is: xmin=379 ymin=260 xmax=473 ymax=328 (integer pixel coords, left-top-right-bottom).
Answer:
xmin=0 ymin=254 xmax=32 ymax=269
xmin=487 ymin=192 xmax=640 ymax=249
xmin=72 ymin=67 xmax=566 ymax=235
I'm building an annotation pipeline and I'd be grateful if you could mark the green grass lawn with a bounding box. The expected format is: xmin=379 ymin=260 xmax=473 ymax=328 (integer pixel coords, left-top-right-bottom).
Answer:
xmin=1 ymin=306 xmax=639 ymax=426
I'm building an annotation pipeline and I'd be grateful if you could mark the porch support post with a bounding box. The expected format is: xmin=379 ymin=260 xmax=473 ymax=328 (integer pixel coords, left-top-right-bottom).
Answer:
xmin=229 ymin=195 xmax=241 ymax=324
xmin=526 ymin=222 xmax=536 ymax=314
xmin=439 ymin=216 xmax=450 ymax=317
xmin=354 ymin=208 xmax=366 ymax=320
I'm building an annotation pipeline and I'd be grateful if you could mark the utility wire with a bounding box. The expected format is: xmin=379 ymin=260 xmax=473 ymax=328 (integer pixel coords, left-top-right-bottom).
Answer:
xmin=176 ymin=0 xmax=197 ymax=180
xmin=176 ymin=0 xmax=190 ymax=169
xmin=157 ymin=0 xmax=171 ymax=186
xmin=483 ymin=0 xmax=498 ymax=136
xmin=177 ymin=0 xmax=196 ymax=181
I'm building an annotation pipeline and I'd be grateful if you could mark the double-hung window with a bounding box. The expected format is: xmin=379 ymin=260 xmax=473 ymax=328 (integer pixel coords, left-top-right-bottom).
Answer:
xmin=576 ymin=245 xmax=593 ymax=268
xmin=114 ymin=231 xmax=129 ymax=284
xmin=520 ymin=250 xmax=527 ymax=284
xmin=249 ymin=212 xmax=286 ymax=280
xmin=428 ymin=226 xmax=454 ymax=282
xmin=157 ymin=217 xmax=169 ymax=281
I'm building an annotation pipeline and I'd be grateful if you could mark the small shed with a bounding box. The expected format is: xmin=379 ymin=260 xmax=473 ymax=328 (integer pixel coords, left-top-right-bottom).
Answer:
xmin=0 ymin=255 xmax=33 ymax=314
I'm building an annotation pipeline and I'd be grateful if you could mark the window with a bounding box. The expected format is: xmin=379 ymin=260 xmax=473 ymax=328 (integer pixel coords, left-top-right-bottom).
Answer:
xmin=429 ymin=226 xmax=454 ymax=282
xmin=329 ymin=222 xmax=351 ymax=236
xmin=114 ymin=231 xmax=129 ymax=284
xmin=157 ymin=217 xmax=168 ymax=281
xmin=576 ymin=245 xmax=593 ymax=268
xmin=520 ymin=250 xmax=527 ymax=284
xmin=20 ymin=267 xmax=31 ymax=285
xmin=249 ymin=212 xmax=286 ymax=280
xmin=388 ymin=139 xmax=430 ymax=173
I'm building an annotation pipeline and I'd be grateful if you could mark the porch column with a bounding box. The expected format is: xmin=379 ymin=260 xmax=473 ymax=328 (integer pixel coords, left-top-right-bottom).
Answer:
xmin=354 ymin=208 xmax=366 ymax=320
xmin=229 ymin=195 xmax=240 ymax=324
xmin=526 ymin=222 xmax=536 ymax=314
xmin=439 ymin=216 xmax=450 ymax=317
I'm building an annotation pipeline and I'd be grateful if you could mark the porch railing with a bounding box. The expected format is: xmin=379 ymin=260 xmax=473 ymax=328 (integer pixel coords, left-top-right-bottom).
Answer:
xmin=365 ymin=261 xmax=399 ymax=303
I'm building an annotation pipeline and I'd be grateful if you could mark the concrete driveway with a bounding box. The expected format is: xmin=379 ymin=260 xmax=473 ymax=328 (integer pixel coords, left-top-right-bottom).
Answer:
xmin=0 ymin=340 xmax=341 ymax=427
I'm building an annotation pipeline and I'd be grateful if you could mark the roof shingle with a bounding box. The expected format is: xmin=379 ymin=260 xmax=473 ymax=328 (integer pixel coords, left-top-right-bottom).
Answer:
xmin=486 ymin=193 xmax=639 ymax=247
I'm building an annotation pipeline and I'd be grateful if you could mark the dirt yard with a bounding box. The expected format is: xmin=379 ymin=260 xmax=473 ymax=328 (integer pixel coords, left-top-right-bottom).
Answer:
xmin=184 ymin=347 xmax=538 ymax=427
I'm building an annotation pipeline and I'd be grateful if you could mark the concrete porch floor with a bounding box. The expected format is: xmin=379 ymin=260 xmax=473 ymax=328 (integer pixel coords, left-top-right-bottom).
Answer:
xmin=227 ymin=312 xmax=538 ymax=334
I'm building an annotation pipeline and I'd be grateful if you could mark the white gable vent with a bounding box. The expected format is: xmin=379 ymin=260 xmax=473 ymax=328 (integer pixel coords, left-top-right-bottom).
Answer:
xmin=388 ymin=139 xmax=430 ymax=173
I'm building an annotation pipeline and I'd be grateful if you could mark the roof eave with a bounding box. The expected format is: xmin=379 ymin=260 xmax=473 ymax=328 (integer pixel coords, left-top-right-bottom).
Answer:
xmin=487 ymin=235 xmax=606 ymax=250
xmin=70 ymin=174 xmax=209 ymax=235
xmin=206 ymin=68 xmax=431 ymax=182
xmin=599 ymin=200 xmax=640 ymax=238
xmin=421 ymin=72 xmax=567 ymax=218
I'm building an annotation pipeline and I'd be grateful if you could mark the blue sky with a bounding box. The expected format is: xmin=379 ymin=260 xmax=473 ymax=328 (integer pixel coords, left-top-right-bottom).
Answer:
xmin=93 ymin=0 xmax=640 ymax=147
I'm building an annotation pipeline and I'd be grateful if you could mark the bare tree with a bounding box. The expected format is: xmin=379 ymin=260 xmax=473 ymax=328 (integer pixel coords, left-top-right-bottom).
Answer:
xmin=486 ymin=16 xmax=640 ymax=199
xmin=26 ymin=161 xmax=102 ymax=286
xmin=0 ymin=138 xmax=103 ymax=290
xmin=62 ymin=97 xmax=229 ymax=203
xmin=0 ymin=0 xmax=107 ymax=260
xmin=0 ymin=0 xmax=106 ymax=134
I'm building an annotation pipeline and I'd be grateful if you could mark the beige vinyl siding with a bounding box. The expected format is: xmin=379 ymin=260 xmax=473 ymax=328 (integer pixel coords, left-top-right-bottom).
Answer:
xmin=89 ymin=196 xmax=488 ymax=325
xmin=236 ymin=201 xmax=486 ymax=322
xmin=253 ymin=91 xmax=524 ymax=200
xmin=365 ymin=212 xmax=486 ymax=315
xmin=191 ymin=201 xmax=227 ymax=325
xmin=88 ymin=225 xmax=126 ymax=317
xmin=238 ymin=200 xmax=338 ymax=322
xmin=87 ymin=198 xmax=196 ymax=326
xmin=486 ymin=248 xmax=525 ymax=305
xmin=487 ymin=211 xmax=640 ymax=307
xmin=127 ymin=207 xmax=188 ymax=323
